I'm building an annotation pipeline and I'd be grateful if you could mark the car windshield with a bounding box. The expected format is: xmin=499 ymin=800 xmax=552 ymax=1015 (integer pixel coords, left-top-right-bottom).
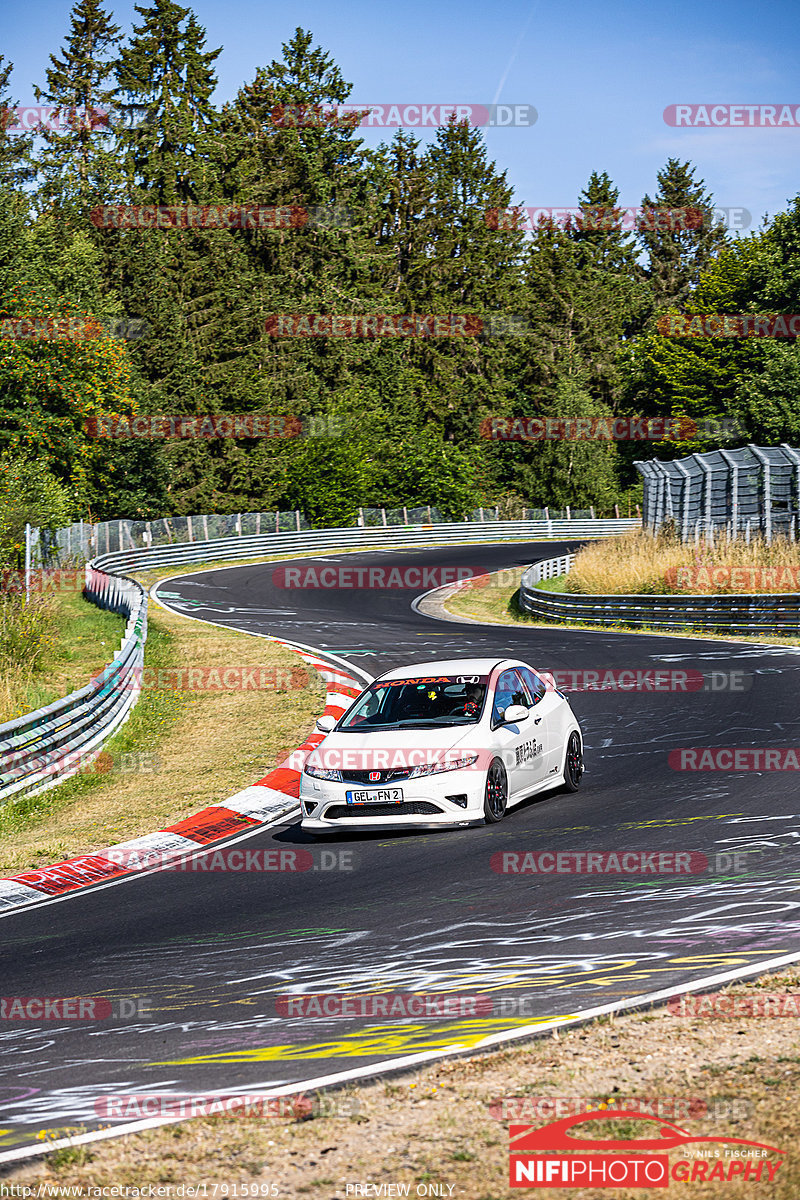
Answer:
xmin=338 ymin=675 xmax=489 ymax=730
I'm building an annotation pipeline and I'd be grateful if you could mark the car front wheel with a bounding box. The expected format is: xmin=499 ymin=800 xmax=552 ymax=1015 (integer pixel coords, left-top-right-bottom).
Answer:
xmin=563 ymin=731 xmax=583 ymax=792
xmin=483 ymin=758 xmax=508 ymax=823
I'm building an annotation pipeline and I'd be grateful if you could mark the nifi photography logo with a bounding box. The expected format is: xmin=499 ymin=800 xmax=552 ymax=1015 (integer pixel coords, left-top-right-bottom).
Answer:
xmin=508 ymin=1109 xmax=785 ymax=1188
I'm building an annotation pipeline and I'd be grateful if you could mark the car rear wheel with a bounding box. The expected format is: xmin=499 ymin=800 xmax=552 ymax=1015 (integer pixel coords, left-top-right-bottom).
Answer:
xmin=563 ymin=732 xmax=583 ymax=792
xmin=483 ymin=759 xmax=508 ymax=823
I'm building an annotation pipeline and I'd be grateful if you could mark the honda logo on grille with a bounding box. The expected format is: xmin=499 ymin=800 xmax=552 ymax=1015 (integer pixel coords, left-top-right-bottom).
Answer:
xmin=369 ymin=771 xmax=381 ymax=781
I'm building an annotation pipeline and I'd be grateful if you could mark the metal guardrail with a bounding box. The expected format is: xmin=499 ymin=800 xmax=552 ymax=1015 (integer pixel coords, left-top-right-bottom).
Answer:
xmin=91 ymin=518 xmax=639 ymax=574
xmin=38 ymin=506 xmax=613 ymax=564
xmin=636 ymin=444 xmax=800 ymax=544
xmin=525 ymin=552 xmax=577 ymax=583
xmin=0 ymin=569 xmax=147 ymax=807
xmin=0 ymin=517 xmax=637 ymax=805
xmin=519 ymin=555 xmax=800 ymax=636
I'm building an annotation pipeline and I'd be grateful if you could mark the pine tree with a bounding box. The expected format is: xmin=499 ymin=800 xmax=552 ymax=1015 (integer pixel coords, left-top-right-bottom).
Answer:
xmin=0 ymin=57 xmax=35 ymax=192
xmin=116 ymin=0 xmax=221 ymax=203
xmin=639 ymin=159 xmax=726 ymax=310
xmin=0 ymin=59 xmax=35 ymax=294
xmin=570 ymin=170 xmax=641 ymax=276
xmin=386 ymin=119 xmax=525 ymax=444
xmin=32 ymin=0 xmax=122 ymax=221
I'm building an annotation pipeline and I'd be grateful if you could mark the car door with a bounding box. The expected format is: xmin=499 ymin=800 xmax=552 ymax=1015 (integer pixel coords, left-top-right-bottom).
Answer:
xmin=518 ymin=664 xmax=563 ymax=782
xmin=490 ymin=667 xmax=546 ymax=798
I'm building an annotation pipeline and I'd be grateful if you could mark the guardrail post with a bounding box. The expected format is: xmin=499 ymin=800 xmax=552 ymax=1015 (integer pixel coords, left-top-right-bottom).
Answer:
xmin=295 ymin=510 xmax=301 ymax=532
xmin=381 ymin=508 xmax=387 ymax=526
xmin=781 ymin=444 xmax=800 ymax=538
xmin=749 ymin=444 xmax=772 ymax=543
xmin=24 ymin=523 xmax=31 ymax=603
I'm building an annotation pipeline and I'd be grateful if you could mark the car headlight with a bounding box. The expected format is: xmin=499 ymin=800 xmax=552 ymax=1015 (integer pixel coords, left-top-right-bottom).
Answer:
xmin=303 ymin=764 xmax=343 ymax=782
xmin=408 ymin=754 xmax=479 ymax=778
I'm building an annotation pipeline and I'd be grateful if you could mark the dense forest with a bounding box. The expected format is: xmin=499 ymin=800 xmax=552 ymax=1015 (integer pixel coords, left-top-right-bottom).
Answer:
xmin=1 ymin=0 xmax=799 ymax=527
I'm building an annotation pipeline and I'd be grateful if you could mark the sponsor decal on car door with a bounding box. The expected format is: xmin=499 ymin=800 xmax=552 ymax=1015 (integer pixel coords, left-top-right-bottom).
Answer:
xmin=519 ymin=665 xmax=561 ymax=779
xmin=491 ymin=669 xmax=545 ymax=796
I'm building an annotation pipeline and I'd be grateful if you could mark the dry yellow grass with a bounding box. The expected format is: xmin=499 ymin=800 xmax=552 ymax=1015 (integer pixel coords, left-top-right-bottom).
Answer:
xmin=568 ymin=528 xmax=800 ymax=595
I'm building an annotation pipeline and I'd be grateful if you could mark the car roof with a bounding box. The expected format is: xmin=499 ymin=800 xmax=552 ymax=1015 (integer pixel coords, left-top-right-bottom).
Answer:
xmin=376 ymin=658 xmax=513 ymax=681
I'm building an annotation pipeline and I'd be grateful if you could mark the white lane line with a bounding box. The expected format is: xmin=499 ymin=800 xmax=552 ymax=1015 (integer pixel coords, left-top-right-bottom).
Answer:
xmin=4 ymin=946 xmax=800 ymax=1165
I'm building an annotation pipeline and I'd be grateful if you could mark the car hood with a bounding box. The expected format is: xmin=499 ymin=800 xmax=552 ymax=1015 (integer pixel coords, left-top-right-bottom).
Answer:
xmin=306 ymin=725 xmax=478 ymax=771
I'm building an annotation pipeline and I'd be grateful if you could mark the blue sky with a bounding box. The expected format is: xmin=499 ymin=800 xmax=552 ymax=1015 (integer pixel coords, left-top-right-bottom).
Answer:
xmin=3 ymin=0 xmax=798 ymax=230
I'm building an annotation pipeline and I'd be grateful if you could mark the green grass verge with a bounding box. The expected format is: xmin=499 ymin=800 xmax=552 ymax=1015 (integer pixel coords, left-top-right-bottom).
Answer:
xmin=529 ymin=573 xmax=568 ymax=592
xmin=0 ymin=614 xmax=183 ymax=844
xmin=0 ymin=590 xmax=126 ymax=724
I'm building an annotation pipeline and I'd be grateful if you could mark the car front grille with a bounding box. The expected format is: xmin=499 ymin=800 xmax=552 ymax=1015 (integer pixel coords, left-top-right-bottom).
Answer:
xmin=339 ymin=768 xmax=414 ymax=784
xmin=324 ymin=802 xmax=443 ymax=819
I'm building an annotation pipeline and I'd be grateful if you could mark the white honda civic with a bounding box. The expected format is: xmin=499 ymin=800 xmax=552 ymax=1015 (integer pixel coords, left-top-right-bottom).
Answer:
xmin=300 ymin=657 xmax=583 ymax=832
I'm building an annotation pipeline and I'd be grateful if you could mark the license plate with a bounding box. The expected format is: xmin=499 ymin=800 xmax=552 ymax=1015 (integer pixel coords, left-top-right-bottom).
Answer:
xmin=345 ymin=788 xmax=403 ymax=805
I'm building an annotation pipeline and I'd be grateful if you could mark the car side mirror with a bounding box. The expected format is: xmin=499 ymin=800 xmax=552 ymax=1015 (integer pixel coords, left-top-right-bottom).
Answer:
xmin=315 ymin=714 xmax=336 ymax=733
xmin=502 ymin=704 xmax=529 ymax=724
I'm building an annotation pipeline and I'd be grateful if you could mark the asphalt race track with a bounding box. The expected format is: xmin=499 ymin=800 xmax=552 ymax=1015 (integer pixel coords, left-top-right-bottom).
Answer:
xmin=2 ymin=539 xmax=800 ymax=1158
